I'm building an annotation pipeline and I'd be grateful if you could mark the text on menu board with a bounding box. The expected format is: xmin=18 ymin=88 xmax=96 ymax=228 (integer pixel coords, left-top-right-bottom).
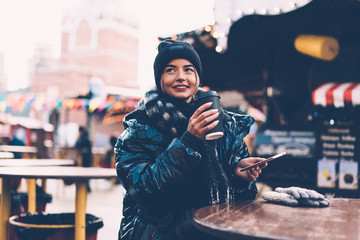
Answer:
xmin=319 ymin=121 xmax=356 ymax=160
xmin=255 ymin=128 xmax=316 ymax=158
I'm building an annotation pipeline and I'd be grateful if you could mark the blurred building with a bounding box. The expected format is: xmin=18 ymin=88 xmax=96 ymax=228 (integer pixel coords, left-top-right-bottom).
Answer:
xmin=30 ymin=0 xmax=139 ymax=95
xmin=27 ymin=0 xmax=140 ymax=153
xmin=0 ymin=53 xmax=7 ymax=93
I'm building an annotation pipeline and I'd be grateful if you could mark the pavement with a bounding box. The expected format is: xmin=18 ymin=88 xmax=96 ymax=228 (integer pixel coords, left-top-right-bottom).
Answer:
xmin=19 ymin=178 xmax=125 ymax=240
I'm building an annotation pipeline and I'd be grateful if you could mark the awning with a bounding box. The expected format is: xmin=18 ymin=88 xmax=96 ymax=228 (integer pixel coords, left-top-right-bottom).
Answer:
xmin=312 ymin=82 xmax=360 ymax=107
xmin=0 ymin=114 xmax=54 ymax=131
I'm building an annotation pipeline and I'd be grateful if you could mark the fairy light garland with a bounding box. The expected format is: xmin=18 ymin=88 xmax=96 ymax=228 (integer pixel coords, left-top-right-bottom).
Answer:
xmin=213 ymin=0 xmax=312 ymax=52
xmin=159 ymin=1 xmax=312 ymax=53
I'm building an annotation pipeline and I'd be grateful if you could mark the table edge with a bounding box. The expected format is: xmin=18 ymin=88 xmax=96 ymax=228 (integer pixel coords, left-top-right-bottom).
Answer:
xmin=192 ymin=200 xmax=305 ymax=240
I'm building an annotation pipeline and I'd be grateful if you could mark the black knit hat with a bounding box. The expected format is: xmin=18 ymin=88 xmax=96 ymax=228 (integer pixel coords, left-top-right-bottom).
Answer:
xmin=153 ymin=40 xmax=202 ymax=90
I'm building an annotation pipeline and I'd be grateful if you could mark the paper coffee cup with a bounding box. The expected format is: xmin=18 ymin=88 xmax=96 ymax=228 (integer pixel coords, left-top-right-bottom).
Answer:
xmin=193 ymin=90 xmax=223 ymax=140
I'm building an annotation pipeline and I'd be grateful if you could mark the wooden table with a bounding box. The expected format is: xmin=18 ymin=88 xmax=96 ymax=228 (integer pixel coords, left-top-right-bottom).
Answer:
xmin=193 ymin=198 xmax=360 ymax=240
xmin=0 ymin=145 xmax=37 ymax=158
xmin=0 ymin=158 xmax=77 ymax=212
xmin=0 ymin=145 xmax=37 ymax=153
xmin=0 ymin=166 xmax=117 ymax=240
xmin=0 ymin=159 xmax=75 ymax=167
xmin=0 ymin=152 xmax=14 ymax=159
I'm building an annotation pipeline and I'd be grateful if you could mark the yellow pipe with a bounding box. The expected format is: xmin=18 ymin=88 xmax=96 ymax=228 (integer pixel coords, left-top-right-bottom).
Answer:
xmin=294 ymin=34 xmax=339 ymax=61
xmin=0 ymin=177 xmax=11 ymax=240
xmin=77 ymin=155 xmax=82 ymax=167
xmin=26 ymin=179 xmax=37 ymax=213
xmin=93 ymin=153 xmax=100 ymax=167
xmin=41 ymin=179 xmax=47 ymax=192
xmin=75 ymin=180 xmax=88 ymax=240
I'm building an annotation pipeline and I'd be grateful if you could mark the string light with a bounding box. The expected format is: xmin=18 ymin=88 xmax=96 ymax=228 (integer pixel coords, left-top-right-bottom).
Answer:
xmin=258 ymin=8 xmax=267 ymax=14
xmin=273 ymin=7 xmax=281 ymax=14
xmin=236 ymin=9 xmax=243 ymax=16
xmin=289 ymin=1 xmax=297 ymax=7
xmin=212 ymin=32 xmax=219 ymax=38
xmin=158 ymin=0 xmax=312 ymax=55
xmin=246 ymin=7 xmax=255 ymax=14
xmin=215 ymin=45 xmax=223 ymax=53
xmin=204 ymin=25 xmax=212 ymax=32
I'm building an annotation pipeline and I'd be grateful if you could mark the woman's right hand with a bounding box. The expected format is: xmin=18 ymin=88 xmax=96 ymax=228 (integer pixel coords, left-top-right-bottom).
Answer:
xmin=187 ymin=102 xmax=220 ymax=139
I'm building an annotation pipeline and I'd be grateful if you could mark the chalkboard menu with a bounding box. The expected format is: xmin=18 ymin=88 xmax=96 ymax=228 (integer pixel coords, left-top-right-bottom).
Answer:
xmin=318 ymin=120 xmax=357 ymax=160
xmin=254 ymin=127 xmax=316 ymax=159
xmin=317 ymin=119 xmax=359 ymax=190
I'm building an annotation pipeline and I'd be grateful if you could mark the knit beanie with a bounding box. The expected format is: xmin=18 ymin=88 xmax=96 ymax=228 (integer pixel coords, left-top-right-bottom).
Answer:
xmin=153 ymin=40 xmax=202 ymax=90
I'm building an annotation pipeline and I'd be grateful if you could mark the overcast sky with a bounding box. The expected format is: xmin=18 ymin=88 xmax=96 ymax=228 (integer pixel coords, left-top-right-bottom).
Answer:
xmin=0 ymin=0 xmax=215 ymax=92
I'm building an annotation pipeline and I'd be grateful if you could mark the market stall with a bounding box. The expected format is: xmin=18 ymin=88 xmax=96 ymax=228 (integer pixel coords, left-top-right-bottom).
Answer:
xmin=312 ymin=82 xmax=360 ymax=197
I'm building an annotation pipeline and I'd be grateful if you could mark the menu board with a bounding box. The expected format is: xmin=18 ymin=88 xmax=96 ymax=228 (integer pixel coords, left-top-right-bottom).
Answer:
xmin=317 ymin=159 xmax=337 ymax=188
xmin=338 ymin=160 xmax=358 ymax=190
xmin=254 ymin=127 xmax=316 ymax=158
xmin=317 ymin=120 xmax=359 ymax=190
xmin=318 ymin=120 xmax=357 ymax=160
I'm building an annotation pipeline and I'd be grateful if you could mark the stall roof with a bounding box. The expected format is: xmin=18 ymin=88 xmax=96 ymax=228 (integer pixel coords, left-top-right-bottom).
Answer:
xmin=313 ymin=82 xmax=360 ymax=108
xmin=198 ymin=0 xmax=360 ymax=91
xmin=0 ymin=115 xmax=54 ymax=131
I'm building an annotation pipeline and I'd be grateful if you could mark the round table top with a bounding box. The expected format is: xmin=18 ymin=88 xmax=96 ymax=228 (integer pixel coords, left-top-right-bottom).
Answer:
xmin=0 ymin=152 xmax=14 ymax=159
xmin=0 ymin=166 xmax=117 ymax=179
xmin=0 ymin=159 xmax=76 ymax=167
xmin=193 ymin=198 xmax=359 ymax=240
xmin=0 ymin=145 xmax=37 ymax=153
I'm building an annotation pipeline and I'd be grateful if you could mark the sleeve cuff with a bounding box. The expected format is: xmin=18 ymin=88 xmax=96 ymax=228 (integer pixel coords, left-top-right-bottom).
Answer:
xmin=180 ymin=131 xmax=205 ymax=152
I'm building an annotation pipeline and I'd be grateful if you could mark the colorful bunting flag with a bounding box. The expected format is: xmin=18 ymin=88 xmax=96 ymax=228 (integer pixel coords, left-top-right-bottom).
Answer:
xmin=0 ymin=92 xmax=140 ymax=114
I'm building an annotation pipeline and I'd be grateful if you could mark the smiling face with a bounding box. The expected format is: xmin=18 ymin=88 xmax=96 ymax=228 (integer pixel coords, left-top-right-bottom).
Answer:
xmin=160 ymin=59 xmax=199 ymax=103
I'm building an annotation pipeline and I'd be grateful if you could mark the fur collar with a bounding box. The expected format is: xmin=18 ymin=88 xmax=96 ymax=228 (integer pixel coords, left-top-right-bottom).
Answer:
xmin=138 ymin=89 xmax=192 ymax=138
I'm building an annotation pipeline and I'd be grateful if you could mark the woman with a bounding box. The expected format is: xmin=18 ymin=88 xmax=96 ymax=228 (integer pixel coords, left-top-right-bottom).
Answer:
xmin=115 ymin=40 xmax=267 ymax=240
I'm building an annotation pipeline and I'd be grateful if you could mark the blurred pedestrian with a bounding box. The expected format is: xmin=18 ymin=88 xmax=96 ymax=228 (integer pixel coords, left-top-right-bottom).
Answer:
xmin=8 ymin=129 xmax=26 ymax=159
xmin=75 ymin=126 xmax=93 ymax=167
xmin=75 ymin=126 xmax=93 ymax=192
xmin=114 ymin=40 xmax=267 ymax=240
xmin=8 ymin=129 xmax=26 ymax=190
xmin=101 ymin=136 xmax=117 ymax=168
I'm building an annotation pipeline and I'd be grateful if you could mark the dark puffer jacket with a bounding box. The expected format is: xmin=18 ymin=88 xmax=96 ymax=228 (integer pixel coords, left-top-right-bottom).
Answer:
xmin=115 ymin=90 xmax=258 ymax=240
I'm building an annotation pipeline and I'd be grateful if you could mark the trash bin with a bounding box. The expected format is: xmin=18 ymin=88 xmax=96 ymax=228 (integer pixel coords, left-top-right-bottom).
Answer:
xmin=9 ymin=212 xmax=104 ymax=240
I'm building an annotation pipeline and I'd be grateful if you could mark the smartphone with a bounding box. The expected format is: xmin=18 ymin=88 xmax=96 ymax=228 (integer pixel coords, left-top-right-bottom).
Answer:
xmin=240 ymin=152 xmax=287 ymax=172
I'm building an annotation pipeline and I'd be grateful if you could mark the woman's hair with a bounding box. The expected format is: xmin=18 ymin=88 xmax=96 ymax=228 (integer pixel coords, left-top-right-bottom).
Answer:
xmin=153 ymin=40 xmax=202 ymax=90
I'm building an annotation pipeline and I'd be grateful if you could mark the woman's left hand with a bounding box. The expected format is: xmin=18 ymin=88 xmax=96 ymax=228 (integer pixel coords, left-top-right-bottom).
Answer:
xmin=235 ymin=157 xmax=268 ymax=181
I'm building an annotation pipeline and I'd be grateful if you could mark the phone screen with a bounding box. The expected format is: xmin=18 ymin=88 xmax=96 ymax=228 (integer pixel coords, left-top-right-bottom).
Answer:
xmin=240 ymin=152 xmax=286 ymax=172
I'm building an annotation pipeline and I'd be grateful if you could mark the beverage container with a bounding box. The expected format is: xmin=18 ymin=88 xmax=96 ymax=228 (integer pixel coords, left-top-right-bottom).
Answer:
xmin=193 ymin=90 xmax=223 ymax=140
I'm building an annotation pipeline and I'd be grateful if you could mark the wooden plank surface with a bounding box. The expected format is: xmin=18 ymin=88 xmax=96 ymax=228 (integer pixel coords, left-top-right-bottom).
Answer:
xmin=193 ymin=199 xmax=360 ymax=240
